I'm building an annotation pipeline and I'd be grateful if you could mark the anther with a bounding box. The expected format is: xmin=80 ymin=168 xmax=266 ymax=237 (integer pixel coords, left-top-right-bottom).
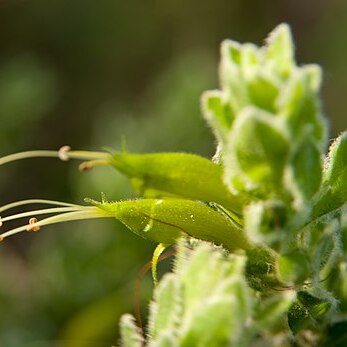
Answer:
xmin=0 ymin=216 xmax=2 ymax=227
xmin=26 ymin=217 xmax=41 ymax=232
xmin=58 ymin=145 xmax=71 ymax=161
xmin=79 ymin=162 xmax=92 ymax=171
xmin=78 ymin=159 xmax=112 ymax=171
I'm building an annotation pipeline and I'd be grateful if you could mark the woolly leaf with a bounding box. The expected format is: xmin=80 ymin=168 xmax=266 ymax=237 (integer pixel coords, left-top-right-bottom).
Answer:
xmin=312 ymin=234 xmax=335 ymax=274
xmin=148 ymin=274 xmax=180 ymax=339
xmin=288 ymin=301 xmax=311 ymax=334
xmin=145 ymin=244 xmax=252 ymax=346
xmin=149 ymin=332 xmax=177 ymax=347
xmin=201 ymin=90 xmax=235 ymax=144
xmin=264 ymin=23 xmax=295 ymax=79
xmin=119 ymin=314 xmax=143 ymax=347
xmin=180 ymin=246 xmax=225 ymax=310
xmin=277 ymin=66 xmax=326 ymax=148
xmin=297 ymin=291 xmax=332 ymax=320
xmin=178 ymin=247 xmax=252 ymax=346
xmin=245 ymin=246 xmax=279 ymax=291
xmin=244 ymin=200 xmax=287 ymax=246
xmin=220 ymin=40 xmax=250 ymax=113
xmin=313 ymin=131 xmax=347 ymax=217
xmin=225 ymin=107 xmax=289 ymax=193
xmin=288 ymin=291 xmax=333 ymax=335
xmin=289 ymin=133 xmax=322 ymax=201
xmin=179 ymin=297 xmax=238 ymax=347
xmin=247 ymin=71 xmax=279 ymax=113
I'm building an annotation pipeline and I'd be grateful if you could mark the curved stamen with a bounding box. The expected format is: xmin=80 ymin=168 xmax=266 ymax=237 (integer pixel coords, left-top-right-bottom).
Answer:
xmin=65 ymin=149 xmax=111 ymax=161
xmin=0 ymin=146 xmax=111 ymax=166
xmin=0 ymin=207 xmax=111 ymax=241
xmin=79 ymin=159 xmax=114 ymax=171
xmin=0 ymin=206 xmax=82 ymax=224
xmin=0 ymin=199 xmax=80 ymax=213
xmin=0 ymin=150 xmax=61 ymax=165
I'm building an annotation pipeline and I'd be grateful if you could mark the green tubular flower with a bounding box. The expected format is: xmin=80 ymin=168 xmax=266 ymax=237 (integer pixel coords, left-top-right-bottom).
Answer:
xmin=0 ymin=146 xmax=245 ymax=215
xmin=0 ymin=196 xmax=250 ymax=252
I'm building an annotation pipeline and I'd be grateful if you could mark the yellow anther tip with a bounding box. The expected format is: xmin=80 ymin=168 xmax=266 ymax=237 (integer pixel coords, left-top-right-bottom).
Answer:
xmin=58 ymin=145 xmax=71 ymax=161
xmin=79 ymin=162 xmax=92 ymax=171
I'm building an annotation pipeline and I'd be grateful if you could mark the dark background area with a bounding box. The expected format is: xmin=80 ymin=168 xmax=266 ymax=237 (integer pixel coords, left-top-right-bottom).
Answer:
xmin=0 ymin=1 xmax=346 ymax=346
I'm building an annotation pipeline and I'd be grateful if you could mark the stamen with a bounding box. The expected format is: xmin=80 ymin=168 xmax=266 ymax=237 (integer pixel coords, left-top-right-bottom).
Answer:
xmin=0 ymin=199 xmax=79 ymax=213
xmin=0 ymin=207 xmax=111 ymax=241
xmin=62 ymin=149 xmax=110 ymax=161
xmin=0 ymin=206 xmax=81 ymax=224
xmin=79 ymin=159 xmax=113 ymax=171
xmin=0 ymin=147 xmax=111 ymax=166
xmin=26 ymin=218 xmax=40 ymax=232
xmin=0 ymin=150 xmax=61 ymax=165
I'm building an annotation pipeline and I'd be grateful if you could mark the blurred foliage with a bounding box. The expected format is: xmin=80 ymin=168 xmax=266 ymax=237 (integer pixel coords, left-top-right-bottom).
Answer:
xmin=0 ymin=0 xmax=346 ymax=346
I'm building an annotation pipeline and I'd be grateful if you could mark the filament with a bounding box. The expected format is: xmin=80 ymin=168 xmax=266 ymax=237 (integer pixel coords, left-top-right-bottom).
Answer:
xmin=0 ymin=146 xmax=116 ymax=242
xmin=0 ymin=199 xmax=80 ymax=213
xmin=0 ymin=147 xmax=111 ymax=166
xmin=0 ymin=206 xmax=111 ymax=241
xmin=0 ymin=206 xmax=82 ymax=224
xmin=79 ymin=159 xmax=114 ymax=171
xmin=0 ymin=150 xmax=61 ymax=165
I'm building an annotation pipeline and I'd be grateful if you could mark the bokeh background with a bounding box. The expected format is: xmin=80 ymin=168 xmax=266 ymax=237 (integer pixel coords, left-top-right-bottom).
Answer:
xmin=0 ymin=1 xmax=346 ymax=346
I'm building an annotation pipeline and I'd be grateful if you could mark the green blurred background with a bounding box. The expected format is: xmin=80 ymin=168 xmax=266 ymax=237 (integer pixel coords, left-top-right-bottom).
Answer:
xmin=0 ymin=1 xmax=346 ymax=346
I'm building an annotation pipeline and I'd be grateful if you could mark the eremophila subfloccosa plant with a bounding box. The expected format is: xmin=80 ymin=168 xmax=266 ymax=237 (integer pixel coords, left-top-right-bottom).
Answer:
xmin=1 ymin=24 xmax=346 ymax=346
